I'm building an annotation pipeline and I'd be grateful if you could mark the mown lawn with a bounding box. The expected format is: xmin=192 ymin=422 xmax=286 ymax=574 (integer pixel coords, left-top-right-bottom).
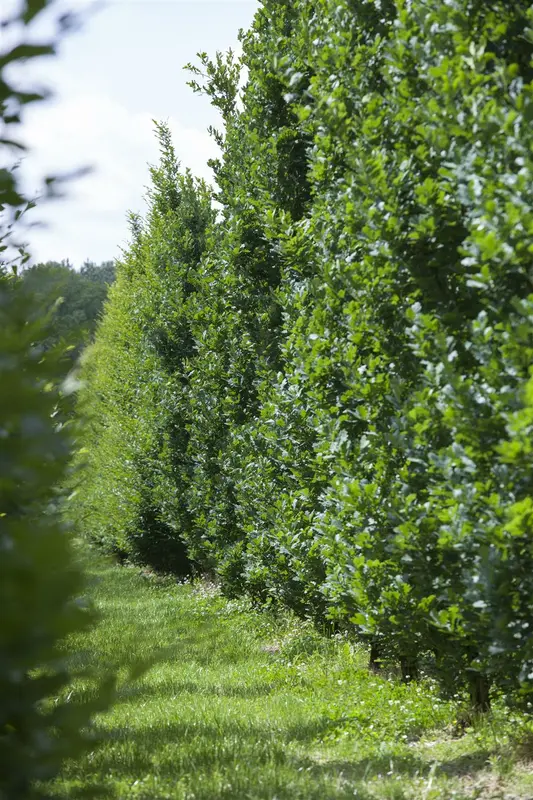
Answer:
xmin=48 ymin=551 xmax=533 ymax=799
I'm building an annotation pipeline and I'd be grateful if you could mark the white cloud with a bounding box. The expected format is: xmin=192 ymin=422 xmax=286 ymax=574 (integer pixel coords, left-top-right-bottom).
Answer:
xmin=4 ymin=0 xmax=258 ymax=267
xmin=20 ymin=83 xmax=218 ymax=265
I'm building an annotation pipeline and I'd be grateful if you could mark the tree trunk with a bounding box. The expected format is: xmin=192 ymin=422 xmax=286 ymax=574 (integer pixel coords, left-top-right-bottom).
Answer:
xmin=369 ymin=641 xmax=382 ymax=673
xmin=468 ymin=673 xmax=491 ymax=712
xmin=400 ymin=655 xmax=419 ymax=683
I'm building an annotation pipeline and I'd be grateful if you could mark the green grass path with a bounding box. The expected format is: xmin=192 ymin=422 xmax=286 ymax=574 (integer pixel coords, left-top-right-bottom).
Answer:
xmin=51 ymin=553 xmax=533 ymax=800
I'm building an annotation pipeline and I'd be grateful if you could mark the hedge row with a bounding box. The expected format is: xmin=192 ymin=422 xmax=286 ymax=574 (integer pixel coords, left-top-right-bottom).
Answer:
xmin=75 ymin=0 xmax=533 ymax=707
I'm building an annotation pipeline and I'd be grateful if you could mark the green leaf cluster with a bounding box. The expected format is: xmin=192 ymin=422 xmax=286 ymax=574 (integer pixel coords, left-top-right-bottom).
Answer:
xmin=77 ymin=0 xmax=533 ymax=708
xmin=1 ymin=3 xmax=115 ymax=794
xmin=72 ymin=122 xmax=215 ymax=573
xmin=0 ymin=274 xmax=114 ymax=798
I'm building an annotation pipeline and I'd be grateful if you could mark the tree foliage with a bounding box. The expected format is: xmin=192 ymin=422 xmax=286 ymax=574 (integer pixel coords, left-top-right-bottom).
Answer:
xmin=76 ymin=0 xmax=533 ymax=709
xmin=0 ymin=2 xmax=116 ymax=796
xmin=20 ymin=260 xmax=115 ymax=354
xmin=73 ymin=123 xmax=214 ymax=572
xmin=0 ymin=275 xmax=112 ymax=798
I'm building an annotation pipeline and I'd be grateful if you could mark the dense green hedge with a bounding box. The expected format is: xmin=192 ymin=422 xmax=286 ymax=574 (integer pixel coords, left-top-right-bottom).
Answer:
xmin=73 ymin=123 xmax=214 ymax=572
xmin=76 ymin=0 xmax=533 ymax=707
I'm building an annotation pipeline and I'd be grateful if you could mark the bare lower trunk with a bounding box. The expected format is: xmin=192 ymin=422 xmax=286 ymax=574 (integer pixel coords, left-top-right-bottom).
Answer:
xmin=468 ymin=673 xmax=491 ymax=712
xmin=400 ymin=656 xmax=419 ymax=683
xmin=369 ymin=641 xmax=382 ymax=673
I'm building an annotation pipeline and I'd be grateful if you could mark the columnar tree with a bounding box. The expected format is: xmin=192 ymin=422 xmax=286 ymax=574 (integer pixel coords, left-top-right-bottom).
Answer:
xmin=74 ymin=123 xmax=214 ymax=572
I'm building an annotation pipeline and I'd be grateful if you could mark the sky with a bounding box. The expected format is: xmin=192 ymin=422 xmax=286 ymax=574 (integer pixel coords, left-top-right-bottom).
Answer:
xmin=7 ymin=0 xmax=258 ymax=266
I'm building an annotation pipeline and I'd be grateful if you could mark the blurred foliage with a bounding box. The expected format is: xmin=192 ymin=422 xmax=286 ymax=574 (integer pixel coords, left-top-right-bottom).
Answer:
xmin=75 ymin=0 xmax=533 ymax=710
xmin=0 ymin=2 xmax=115 ymax=797
xmin=0 ymin=274 xmax=114 ymax=799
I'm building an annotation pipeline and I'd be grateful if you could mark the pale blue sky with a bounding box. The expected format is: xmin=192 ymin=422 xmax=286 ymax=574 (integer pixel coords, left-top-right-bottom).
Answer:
xmin=14 ymin=0 xmax=258 ymax=265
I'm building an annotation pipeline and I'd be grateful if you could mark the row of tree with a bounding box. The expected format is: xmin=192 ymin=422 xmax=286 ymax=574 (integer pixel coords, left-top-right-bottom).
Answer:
xmin=21 ymin=259 xmax=115 ymax=353
xmin=75 ymin=0 xmax=533 ymax=709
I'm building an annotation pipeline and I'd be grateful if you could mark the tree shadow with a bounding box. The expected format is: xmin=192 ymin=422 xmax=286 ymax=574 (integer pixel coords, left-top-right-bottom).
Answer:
xmin=115 ymin=678 xmax=276 ymax=704
xmin=437 ymin=749 xmax=492 ymax=778
xmin=60 ymin=712 xmax=494 ymax=800
xmin=292 ymin=746 xmax=493 ymax=787
xmin=80 ymin=716 xmax=336 ymax=781
xmin=53 ymin=783 xmax=116 ymax=799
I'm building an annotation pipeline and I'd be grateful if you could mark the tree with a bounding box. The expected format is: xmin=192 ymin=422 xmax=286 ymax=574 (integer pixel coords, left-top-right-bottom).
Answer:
xmin=73 ymin=123 xmax=214 ymax=573
xmin=75 ymin=0 xmax=533 ymax=710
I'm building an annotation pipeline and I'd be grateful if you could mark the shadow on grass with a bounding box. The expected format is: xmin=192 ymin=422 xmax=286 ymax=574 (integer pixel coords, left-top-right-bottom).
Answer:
xmin=52 ymin=691 xmax=498 ymax=800
xmin=52 ymin=782 xmax=117 ymax=799
xmin=73 ymin=717 xmax=336 ymax=781
xmin=294 ymin=746 xmax=492 ymax=783
xmin=437 ymin=749 xmax=492 ymax=777
xmin=115 ymin=678 xmax=276 ymax=703
xmin=60 ymin=710 xmax=495 ymax=796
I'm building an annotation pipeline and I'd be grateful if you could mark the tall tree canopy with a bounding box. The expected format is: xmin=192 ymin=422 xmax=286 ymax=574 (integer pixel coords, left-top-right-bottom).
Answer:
xmin=75 ymin=0 xmax=533 ymax=711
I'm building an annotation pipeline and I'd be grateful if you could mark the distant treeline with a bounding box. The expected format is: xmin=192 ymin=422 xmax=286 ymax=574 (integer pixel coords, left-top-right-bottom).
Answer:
xmin=21 ymin=260 xmax=115 ymax=351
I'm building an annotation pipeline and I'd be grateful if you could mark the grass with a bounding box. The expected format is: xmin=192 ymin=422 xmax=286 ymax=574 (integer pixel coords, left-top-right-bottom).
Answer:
xmin=47 ymin=550 xmax=533 ymax=799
